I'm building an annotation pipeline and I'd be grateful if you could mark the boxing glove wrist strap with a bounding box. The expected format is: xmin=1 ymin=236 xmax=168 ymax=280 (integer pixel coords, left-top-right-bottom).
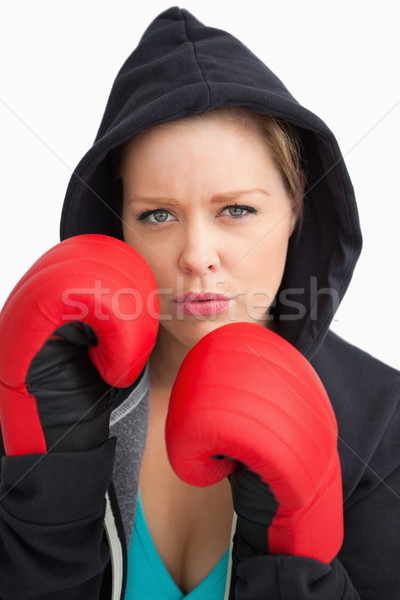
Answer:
xmin=42 ymin=403 xmax=115 ymax=453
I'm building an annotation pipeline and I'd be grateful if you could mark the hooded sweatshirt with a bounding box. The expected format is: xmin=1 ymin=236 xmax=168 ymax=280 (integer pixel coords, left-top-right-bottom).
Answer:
xmin=1 ymin=6 xmax=399 ymax=600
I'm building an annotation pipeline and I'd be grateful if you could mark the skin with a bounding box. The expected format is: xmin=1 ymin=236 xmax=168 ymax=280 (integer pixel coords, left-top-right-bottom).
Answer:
xmin=122 ymin=117 xmax=296 ymax=383
xmin=120 ymin=116 xmax=297 ymax=593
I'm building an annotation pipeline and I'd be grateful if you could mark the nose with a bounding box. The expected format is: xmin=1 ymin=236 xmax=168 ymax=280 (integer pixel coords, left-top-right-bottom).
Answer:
xmin=178 ymin=226 xmax=220 ymax=276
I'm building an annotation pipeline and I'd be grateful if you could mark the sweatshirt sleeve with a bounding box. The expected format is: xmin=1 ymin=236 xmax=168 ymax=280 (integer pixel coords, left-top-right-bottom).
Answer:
xmin=230 ymin=431 xmax=400 ymax=599
xmin=0 ymin=438 xmax=116 ymax=599
xmin=232 ymin=555 xmax=360 ymax=599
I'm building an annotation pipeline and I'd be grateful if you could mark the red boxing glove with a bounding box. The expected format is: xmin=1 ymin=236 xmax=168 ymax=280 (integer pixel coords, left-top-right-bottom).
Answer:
xmin=166 ymin=322 xmax=343 ymax=564
xmin=0 ymin=234 xmax=159 ymax=456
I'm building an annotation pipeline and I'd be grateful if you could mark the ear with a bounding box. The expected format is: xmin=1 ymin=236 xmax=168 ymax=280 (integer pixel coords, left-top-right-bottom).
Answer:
xmin=289 ymin=196 xmax=302 ymax=236
xmin=289 ymin=207 xmax=297 ymax=236
xmin=289 ymin=172 xmax=305 ymax=235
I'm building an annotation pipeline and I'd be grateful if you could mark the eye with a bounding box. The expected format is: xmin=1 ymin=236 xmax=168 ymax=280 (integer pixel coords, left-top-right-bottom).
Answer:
xmin=137 ymin=209 xmax=174 ymax=224
xmin=220 ymin=204 xmax=257 ymax=218
xmin=151 ymin=210 xmax=170 ymax=223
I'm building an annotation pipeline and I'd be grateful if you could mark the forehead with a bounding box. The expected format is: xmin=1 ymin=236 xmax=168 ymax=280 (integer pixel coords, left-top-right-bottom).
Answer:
xmin=122 ymin=115 xmax=272 ymax=173
xmin=123 ymin=123 xmax=277 ymax=200
xmin=120 ymin=118 xmax=290 ymax=207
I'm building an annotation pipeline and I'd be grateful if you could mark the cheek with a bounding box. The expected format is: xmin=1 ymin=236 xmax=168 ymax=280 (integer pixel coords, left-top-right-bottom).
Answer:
xmin=246 ymin=231 xmax=290 ymax=290
xmin=122 ymin=218 xmax=174 ymax=283
xmin=141 ymin=249 xmax=180 ymax=307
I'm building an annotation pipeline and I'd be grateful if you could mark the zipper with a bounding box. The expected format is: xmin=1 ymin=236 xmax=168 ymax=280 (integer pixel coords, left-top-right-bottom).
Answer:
xmin=104 ymin=491 xmax=124 ymax=600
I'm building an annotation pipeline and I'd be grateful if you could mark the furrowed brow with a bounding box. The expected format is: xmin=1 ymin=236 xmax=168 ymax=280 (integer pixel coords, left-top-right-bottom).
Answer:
xmin=127 ymin=195 xmax=181 ymax=207
xmin=210 ymin=188 xmax=270 ymax=203
xmin=127 ymin=188 xmax=269 ymax=206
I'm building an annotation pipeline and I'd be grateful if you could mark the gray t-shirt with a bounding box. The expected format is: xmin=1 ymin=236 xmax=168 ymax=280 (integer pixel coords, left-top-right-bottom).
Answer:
xmin=110 ymin=365 xmax=150 ymax=546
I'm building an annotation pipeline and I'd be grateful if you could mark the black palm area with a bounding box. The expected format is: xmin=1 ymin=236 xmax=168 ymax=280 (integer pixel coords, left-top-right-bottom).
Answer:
xmin=26 ymin=322 xmax=116 ymax=452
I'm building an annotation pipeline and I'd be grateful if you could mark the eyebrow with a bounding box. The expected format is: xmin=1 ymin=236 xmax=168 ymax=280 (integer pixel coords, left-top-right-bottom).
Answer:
xmin=127 ymin=188 xmax=270 ymax=206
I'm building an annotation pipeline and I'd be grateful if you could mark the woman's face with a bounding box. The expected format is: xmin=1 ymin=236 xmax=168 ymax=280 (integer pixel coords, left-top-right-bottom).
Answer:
xmin=121 ymin=117 xmax=296 ymax=351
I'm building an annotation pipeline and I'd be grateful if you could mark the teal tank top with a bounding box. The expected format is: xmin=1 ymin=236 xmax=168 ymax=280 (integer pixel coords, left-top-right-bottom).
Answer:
xmin=125 ymin=491 xmax=229 ymax=599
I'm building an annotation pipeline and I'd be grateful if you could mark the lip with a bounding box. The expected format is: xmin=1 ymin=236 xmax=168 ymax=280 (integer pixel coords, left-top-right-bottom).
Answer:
xmin=175 ymin=292 xmax=230 ymax=303
xmin=174 ymin=292 xmax=231 ymax=316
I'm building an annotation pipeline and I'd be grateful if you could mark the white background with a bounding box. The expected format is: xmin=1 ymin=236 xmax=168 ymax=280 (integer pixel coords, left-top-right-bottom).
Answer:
xmin=1 ymin=1 xmax=399 ymax=370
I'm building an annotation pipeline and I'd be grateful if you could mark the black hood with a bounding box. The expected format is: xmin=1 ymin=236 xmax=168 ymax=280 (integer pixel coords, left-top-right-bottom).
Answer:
xmin=60 ymin=6 xmax=362 ymax=359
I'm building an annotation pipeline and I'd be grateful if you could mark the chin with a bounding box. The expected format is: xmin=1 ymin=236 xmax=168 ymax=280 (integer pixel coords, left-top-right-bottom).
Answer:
xmin=166 ymin=316 xmax=233 ymax=350
xmin=160 ymin=308 xmax=272 ymax=351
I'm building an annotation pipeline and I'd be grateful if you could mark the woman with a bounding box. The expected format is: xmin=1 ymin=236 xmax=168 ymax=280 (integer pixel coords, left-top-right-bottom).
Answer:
xmin=0 ymin=7 xmax=399 ymax=600
xmin=116 ymin=107 xmax=302 ymax=597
